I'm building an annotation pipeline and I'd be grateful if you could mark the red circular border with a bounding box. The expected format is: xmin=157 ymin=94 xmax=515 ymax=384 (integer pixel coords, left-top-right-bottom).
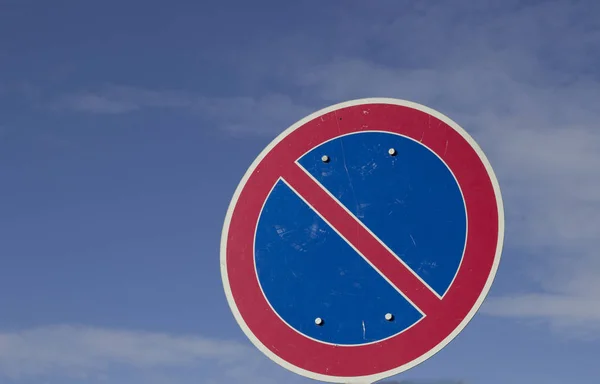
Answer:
xmin=225 ymin=103 xmax=499 ymax=378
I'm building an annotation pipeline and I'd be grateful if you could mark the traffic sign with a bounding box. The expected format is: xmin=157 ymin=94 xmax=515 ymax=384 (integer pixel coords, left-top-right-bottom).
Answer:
xmin=220 ymin=98 xmax=504 ymax=383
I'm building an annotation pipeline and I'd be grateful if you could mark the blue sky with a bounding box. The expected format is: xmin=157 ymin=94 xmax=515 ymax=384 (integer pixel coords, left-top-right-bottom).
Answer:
xmin=0 ymin=0 xmax=599 ymax=383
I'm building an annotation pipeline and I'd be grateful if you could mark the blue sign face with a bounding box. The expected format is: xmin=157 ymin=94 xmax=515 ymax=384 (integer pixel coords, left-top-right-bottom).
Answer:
xmin=254 ymin=131 xmax=467 ymax=346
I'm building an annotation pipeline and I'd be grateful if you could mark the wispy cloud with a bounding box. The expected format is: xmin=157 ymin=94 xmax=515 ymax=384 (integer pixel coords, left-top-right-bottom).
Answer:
xmin=50 ymin=85 xmax=195 ymax=114
xmin=482 ymin=294 xmax=600 ymax=336
xmin=49 ymin=84 xmax=312 ymax=136
xmin=0 ymin=325 xmax=297 ymax=384
xmin=197 ymin=93 xmax=313 ymax=136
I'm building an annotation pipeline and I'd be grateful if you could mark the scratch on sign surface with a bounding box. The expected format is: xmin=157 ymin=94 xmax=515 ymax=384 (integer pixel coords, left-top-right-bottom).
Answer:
xmin=409 ymin=234 xmax=417 ymax=247
xmin=362 ymin=321 xmax=366 ymax=340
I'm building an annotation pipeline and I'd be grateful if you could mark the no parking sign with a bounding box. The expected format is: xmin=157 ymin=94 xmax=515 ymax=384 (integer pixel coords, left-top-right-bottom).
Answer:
xmin=221 ymin=98 xmax=504 ymax=383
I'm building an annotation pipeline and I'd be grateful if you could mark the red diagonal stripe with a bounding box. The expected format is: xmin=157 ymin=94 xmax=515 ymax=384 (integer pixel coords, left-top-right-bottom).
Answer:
xmin=281 ymin=163 xmax=441 ymax=315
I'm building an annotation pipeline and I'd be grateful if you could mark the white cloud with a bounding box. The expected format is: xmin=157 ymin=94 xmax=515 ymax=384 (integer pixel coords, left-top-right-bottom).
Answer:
xmin=49 ymin=85 xmax=312 ymax=136
xmin=50 ymin=85 xmax=195 ymax=114
xmin=0 ymin=325 xmax=299 ymax=384
xmin=482 ymin=294 xmax=600 ymax=336
xmin=197 ymin=93 xmax=313 ymax=136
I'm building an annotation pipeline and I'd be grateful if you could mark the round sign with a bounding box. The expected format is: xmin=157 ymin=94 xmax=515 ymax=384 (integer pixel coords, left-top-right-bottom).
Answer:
xmin=220 ymin=98 xmax=504 ymax=383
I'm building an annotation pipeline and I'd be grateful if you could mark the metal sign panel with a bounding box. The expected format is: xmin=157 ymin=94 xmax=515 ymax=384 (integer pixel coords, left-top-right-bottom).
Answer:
xmin=221 ymin=98 xmax=504 ymax=383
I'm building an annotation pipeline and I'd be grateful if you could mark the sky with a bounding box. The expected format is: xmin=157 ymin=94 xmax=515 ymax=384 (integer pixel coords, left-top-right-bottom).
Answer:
xmin=0 ymin=0 xmax=599 ymax=383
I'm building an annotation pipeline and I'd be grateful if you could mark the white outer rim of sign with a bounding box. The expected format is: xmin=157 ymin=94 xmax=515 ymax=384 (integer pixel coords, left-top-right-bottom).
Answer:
xmin=219 ymin=98 xmax=505 ymax=384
